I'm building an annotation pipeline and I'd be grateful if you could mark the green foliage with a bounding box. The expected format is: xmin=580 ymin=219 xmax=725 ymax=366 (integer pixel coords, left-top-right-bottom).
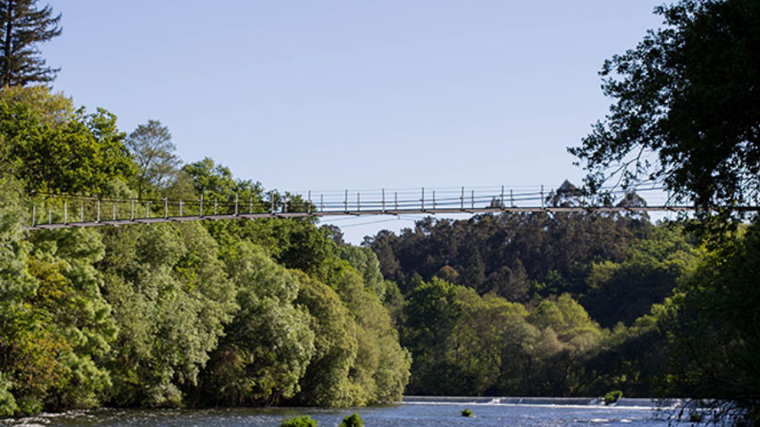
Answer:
xmin=0 ymin=0 xmax=62 ymax=87
xmin=291 ymin=271 xmax=357 ymax=407
xmin=529 ymin=294 xmax=602 ymax=350
xmin=0 ymin=372 xmax=17 ymax=416
xmin=661 ymin=221 xmax=760 ymax=424
xmin=603 ymin=390 xmax=623 ymax=405
xmin=401 ymin=273 xmax=619 ymax=397
xmin=0 ymin=85 xmax=73 ymax=125
xmin=337 ymin=246 xmax=386 ymax=299
xmin=197 ymin=242 xmax=314 ymax=405
xmin=0 ymin=179 xmax=119 ymax=415
xmin=689 ymin=411 xmax=703 ymax=423
xmin=0 ymin=74 xmax=411 ymax=416
xmin=581 ymin=310 xmax=668 ymax=398
xmin=582 ymin=225 xmax=700 ymax=327
xmin=367 ymin=209 xmax=650 ymax=301
xmin=570 ymin=0 xmax=760 ymax=217
xmin=461 ymin=408 xmax=473 ymax=417
xmin=339 ymin=413 xmax=363 ymax=427
xmin=99 ymin=223 xmax=236 ymax=407
xmin=24 ymin=228 xmax=117 ymax=411
xmin=0 ymin=177 xmax=32 ymax=298
xmin=126 ymin=120 xmax=180 ymax=199
xmin=281 ymin=415 xmax=317 ymax=427
xmin=368 ymin=202 xmax=711 ymax=399
xmin=182 ymin=157 xmax=263 ymax=209
xmin=0 ymin=87 xmax=136 ymax=195
xmin=330 ymin=266 xmax=411 ymax=405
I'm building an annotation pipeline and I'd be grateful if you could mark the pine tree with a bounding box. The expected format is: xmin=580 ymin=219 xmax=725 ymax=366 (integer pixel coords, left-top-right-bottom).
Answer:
xmin=1 ymin=0 xmax=61 ymax=87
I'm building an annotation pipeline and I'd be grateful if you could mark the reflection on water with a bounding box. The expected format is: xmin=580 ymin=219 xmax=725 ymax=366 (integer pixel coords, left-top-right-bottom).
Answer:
xmin=2 ymin=397 xmax=683 ymax=427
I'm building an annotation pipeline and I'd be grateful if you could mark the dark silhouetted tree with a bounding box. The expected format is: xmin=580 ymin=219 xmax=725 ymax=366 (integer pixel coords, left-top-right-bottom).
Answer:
xmin=569 ymin=0 xmax=760 ymax=217
xmin=0 ymin=0 xmax=61 ymax=87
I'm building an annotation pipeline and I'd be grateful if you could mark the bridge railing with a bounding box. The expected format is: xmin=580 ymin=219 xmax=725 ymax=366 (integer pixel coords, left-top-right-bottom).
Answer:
xmin=24 ymin=183 xmax=694 ymax=230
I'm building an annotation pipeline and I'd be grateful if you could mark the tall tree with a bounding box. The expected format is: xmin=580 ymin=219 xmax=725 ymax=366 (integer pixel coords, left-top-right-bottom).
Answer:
xmin=0 ymin=0 xmax=61 ymax=87
xmin=569 ymin=0 xmax=760 ymax=216
xmin=570 ymin=0 xmax=760 ymax=423
xmin=126 ymin=120 xmax=181 ymax=199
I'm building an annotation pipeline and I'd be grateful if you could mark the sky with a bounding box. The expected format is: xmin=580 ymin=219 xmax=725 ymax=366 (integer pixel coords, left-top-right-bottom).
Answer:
xmin=44 ymin=0 xmax=668 ymax=243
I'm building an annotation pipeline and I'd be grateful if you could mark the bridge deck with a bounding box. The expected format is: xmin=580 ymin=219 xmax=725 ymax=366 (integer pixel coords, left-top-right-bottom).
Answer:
xmin=24 ymin=205 xmax=720 ymax=231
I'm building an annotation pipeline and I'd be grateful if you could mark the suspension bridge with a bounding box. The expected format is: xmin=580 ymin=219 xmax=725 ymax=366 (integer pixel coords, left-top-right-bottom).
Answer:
xmin=23 ymin=184 xmax=757 ymax=231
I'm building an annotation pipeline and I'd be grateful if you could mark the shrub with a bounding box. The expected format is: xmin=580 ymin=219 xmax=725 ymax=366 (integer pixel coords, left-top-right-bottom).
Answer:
xmin=282 ymin=415 xmax=318 ymax=427
xmin=0 ymin=373 xmax=18 ymax=417
xmin=604 ymin=390 xmax=623 ymax=405
xmin=339 ymin=413 xmax=363 ymax=427
xmin=461 ymin=408 xmax=473 ymax=417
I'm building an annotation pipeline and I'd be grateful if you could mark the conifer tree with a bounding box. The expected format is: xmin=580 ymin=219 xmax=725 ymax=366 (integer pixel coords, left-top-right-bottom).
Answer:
xmin=0 ymin=0 xmax=61 ymax=87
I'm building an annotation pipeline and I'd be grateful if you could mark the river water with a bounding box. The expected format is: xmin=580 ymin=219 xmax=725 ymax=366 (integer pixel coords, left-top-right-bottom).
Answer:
xmin=2 ymin=397 xmax=686 ymax=427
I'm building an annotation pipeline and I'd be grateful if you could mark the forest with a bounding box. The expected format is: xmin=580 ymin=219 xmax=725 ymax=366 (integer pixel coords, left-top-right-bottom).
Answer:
xmin=1 ymin=0 xmax=759 ymax=426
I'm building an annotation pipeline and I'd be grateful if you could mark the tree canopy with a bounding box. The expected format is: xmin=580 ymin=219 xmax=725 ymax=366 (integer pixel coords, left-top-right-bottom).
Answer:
xmin=569 ymin=0 xmax=760 ymax=215
xmin=125 ymin=120 xmax=180 ymax=200
xmin=570 ymin=0 xmax=760 ymax=423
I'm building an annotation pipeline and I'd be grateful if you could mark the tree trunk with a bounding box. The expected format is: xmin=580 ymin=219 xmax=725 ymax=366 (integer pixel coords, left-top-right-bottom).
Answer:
xmin=3 ymin=0 xmax=14 ymax=87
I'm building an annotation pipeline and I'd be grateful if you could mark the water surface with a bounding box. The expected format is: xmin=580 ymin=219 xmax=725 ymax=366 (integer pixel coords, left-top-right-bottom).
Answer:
xmin=3 ymin=397 xmax=682 ymax=427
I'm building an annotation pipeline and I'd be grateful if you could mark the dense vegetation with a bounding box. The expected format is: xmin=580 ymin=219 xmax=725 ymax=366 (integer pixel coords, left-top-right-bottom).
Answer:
xmin=1 ymin=0 xmax=759 ymax=425
xmin=363 ymin=210 xmax=700 ymax=397
xmin=0 ymin=87 xmax=410 ymax=415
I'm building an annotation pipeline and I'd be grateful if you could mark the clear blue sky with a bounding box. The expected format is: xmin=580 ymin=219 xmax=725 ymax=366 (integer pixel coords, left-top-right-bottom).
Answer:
xmin=45 ymin=0 xmax=667 ymax=242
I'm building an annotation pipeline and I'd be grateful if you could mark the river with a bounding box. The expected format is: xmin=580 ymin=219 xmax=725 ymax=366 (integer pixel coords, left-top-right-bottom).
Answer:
xmin=2 ymin=397 xmax=687 ymax=427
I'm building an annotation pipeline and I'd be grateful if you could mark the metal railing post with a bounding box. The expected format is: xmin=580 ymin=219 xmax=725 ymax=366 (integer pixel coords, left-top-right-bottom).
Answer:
xmin=541 ymin=185 xmax=544 ymax=209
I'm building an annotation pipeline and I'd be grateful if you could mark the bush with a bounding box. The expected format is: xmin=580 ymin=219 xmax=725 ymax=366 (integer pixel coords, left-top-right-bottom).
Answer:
xmin=689 ymin=411 xmax=703 ymax=423
xmin=604 ymin=390 xmax=623 ymax=405
xmin=282 ymin=415 xmax=318 ymax=427
xmin=461 ymin=408 xmax=473 ymax=417
xmin=0 ymin=373 xmax=18 ymax=417
xmin=339 ymin=413 xmax=363 ymax=427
